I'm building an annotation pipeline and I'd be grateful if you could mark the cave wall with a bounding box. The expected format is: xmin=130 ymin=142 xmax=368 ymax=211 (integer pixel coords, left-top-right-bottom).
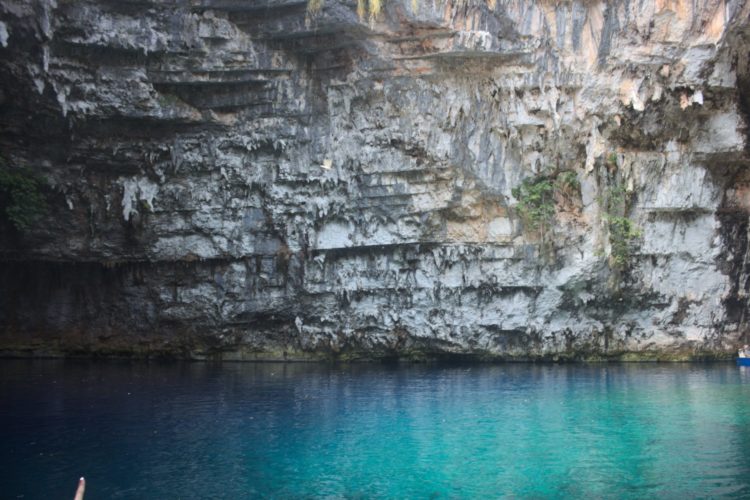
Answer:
xmin=2 ymin=0 xmax=750 ymax=360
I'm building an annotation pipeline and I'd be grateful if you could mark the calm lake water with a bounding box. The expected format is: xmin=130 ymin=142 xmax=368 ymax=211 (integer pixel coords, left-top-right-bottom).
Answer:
xmin=1 ymin=360 xmax=750 ymax=499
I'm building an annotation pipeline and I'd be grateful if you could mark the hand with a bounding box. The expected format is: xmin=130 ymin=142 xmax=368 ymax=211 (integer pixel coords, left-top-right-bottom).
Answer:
xmin=74 ymin=477 xmax=85 ymax=500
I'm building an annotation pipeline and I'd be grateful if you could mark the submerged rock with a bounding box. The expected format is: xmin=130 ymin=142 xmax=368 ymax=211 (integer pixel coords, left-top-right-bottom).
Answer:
xmin=1 ymin=0 xmax=750 ymax=361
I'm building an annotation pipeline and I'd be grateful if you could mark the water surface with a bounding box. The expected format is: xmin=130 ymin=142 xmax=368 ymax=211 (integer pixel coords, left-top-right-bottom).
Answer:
xmin=2 ymin=361 xmax=749 ymax=498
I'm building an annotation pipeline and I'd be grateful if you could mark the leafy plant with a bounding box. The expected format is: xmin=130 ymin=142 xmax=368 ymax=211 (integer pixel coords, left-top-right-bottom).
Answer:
xmin=600 ymin=182 xmax=641 ymax=273
xmin=607 ymin=152 xmax=618 ymax=167
xmin=555 ymin=171 xmax=579 ymax=191
xmin=511 ymin=169 xmax=582 ymax=258
xmin=512 ymin=177 xmax=555 ymax=232
xmin=605 ymin=215 xmax=641 ymax=269
xmin=554 ymin=170 xmax=580 ymax=205
xmin=0 ymin=163 xmax=47 ymax=232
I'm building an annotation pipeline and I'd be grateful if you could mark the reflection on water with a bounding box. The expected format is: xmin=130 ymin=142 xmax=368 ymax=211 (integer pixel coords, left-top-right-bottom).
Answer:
xmin=1 ymin=361 xmax=749 ymax=498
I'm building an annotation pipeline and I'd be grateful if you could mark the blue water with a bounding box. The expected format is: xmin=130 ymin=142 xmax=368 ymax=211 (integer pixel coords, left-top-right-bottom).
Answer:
xmin=2 ymin=361 xmax=750 ymax=499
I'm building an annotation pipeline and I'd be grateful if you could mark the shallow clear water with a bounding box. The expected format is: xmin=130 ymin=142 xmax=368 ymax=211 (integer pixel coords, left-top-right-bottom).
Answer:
xmin=2 ymin=361 xmax=750 ymax=498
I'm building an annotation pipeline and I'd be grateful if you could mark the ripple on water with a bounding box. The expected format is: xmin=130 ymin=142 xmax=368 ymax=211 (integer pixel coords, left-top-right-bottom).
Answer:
xmin=1 ymin=361 xmax=750 ymax=498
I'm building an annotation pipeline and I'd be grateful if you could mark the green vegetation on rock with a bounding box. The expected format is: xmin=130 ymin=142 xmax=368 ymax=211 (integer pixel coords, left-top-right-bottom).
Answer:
xmin=512 ymin=176 xmax=555 ymax=235
xmin=512 ymin=169 xmax=580 ymax=255
xmin=595 ymin=153 xmax=642 ymax=292
xmin=0 ymin=159 xmax=47 ymax=232
xmin=601 ymin=183 xmax=641 ymax=272
xmin=605 ymin=214 xmax=641 ymax=269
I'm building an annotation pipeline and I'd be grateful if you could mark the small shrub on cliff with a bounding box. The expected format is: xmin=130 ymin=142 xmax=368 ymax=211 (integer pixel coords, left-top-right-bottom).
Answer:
xmin=607 ymin=152 xmax=618 ymax=167
xmin=605 ymin=214 xmax=641 ymax=268
xmin=512 ymin=169 xmax=580 ymax=248
xmin=0 ymin=161 xmax=47 ymax=232
xmin=554 ymin=170 xmax=580 ymax=205
xmin=600 ymin=182 xmax=641 ymax=275
xmin=512 ymin=176 xmax=555 ymax=235
xmin=555 ymin=171 xmax=580 ymax=192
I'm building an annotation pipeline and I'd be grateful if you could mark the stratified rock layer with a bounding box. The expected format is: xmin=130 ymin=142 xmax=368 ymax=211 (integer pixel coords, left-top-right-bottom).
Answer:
xmin=1 ymin=0 xmax=750 ymax=360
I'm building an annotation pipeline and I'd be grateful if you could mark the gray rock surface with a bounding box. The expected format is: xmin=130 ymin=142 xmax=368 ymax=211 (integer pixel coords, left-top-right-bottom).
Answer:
xmin=1 ymin=0 xmax=750 ymax=360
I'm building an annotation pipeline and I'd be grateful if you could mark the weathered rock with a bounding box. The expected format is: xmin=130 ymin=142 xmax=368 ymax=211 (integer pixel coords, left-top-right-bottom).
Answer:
xmin=1 ymin=0 xmax=750 ymax=361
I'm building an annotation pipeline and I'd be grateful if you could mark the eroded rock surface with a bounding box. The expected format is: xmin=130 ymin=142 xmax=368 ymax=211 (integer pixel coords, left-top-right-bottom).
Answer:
xmin=1 ymin=0 xmax=750 ymax=360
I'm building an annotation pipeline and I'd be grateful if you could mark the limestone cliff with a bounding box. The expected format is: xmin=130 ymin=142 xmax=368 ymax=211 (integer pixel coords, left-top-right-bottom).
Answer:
xmin=1 ymin=0 xmax=750 ymax=360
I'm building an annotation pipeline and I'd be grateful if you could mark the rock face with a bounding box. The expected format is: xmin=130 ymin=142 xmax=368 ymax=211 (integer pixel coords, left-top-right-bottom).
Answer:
xmin=1 ymin=0 xmax=750 ymax=360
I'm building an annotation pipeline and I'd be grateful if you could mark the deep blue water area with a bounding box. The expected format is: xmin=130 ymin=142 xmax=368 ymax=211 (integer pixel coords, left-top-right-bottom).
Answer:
xmin=2 ymin=360 xmax=750 ymax=498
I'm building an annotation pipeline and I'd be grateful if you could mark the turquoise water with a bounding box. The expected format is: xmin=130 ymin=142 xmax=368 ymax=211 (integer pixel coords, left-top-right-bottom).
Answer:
xmin=2 ymin=361 xmax=750 ymax=498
